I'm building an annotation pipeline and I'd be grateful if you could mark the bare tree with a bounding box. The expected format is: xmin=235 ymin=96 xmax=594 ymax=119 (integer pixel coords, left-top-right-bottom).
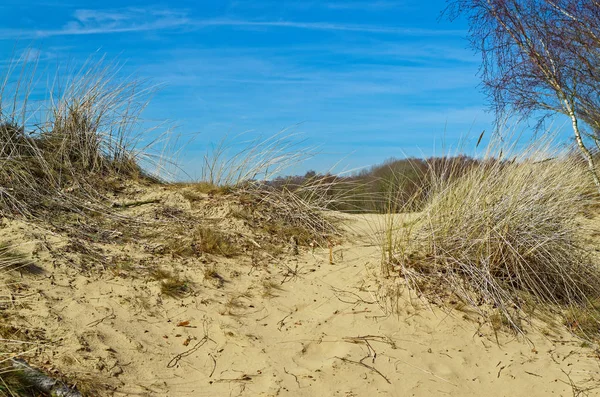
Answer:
xmin=447 ymin=0 xmax=600 ymax=190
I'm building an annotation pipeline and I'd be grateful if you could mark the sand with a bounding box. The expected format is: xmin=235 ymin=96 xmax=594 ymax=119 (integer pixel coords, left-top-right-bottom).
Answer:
xmin=0 ymin=186 xmax=598 ymax=396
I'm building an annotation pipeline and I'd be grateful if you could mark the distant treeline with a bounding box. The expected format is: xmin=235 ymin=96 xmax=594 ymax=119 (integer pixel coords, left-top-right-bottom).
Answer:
xmin=266 ymin=155 xmax=483 ymax=213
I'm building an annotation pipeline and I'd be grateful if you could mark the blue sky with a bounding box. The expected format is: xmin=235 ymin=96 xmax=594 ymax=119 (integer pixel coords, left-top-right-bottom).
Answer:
xmin=0 ymin=0 xmax=499 ymax=177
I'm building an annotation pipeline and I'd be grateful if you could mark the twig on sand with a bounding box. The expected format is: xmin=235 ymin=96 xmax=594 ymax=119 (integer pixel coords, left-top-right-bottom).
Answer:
xmin=208 ymin=353 xmax=217 ymax=378
xmin=284 ymin=367 xmax=301 ymax=388
xmin=86 ymin=308 xmax=116 ymax=327
xmin=167 ymin=319 xmax=214 ymax=369
xmin=213 ymin=375 xmax=253 ymax=383
xmin=167 ymin=336 xmax=210 ymax=368
xmin=112 ymin=198 xmax=161 ymax=208
xmin=331 ymin=286 xmax=376 ymax=305
xmin=497 ymin=365 xmax=506 ymax=378
xmin=525 ymin=371 xmax=542 ymax=378
xmin=342 ymin=335 xmax=397 ymax=350
xmin=335 ymin=356 xmax=391 ymax=384
xmin=277 ymin=308 xmax=297 ymax=331
xmin=394 ymin=359 xmax=457 ymax=387
xmin=560 ymin=369 xmax=599 ymax=397
xmin=280 ymin=263 xmax=307 ymax=284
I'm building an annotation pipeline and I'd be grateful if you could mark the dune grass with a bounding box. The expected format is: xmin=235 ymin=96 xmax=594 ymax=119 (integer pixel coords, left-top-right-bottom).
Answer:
xmin=194 ymin=226 xmax=240 ymax=257
xmin=196 ymin=131 xmax=344 ymax=248
xmin=0 ymin=52 xmax=180 ymax=396
xmin=383 ymin=135 xmax=600 ymax=339
xmin=0 ymin=53 xmax=176 ymax=219
xmin=236 ymin=176 xmax=343 ymax=246
xmin=200 ymin=129 xmax=312 ymax=187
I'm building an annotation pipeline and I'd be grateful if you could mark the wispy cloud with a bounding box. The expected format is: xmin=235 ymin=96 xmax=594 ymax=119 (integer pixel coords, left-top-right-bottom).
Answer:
xmin=195 ymin=19 xmax=465 ymax=36
xmin=0 ymin=47 xmax=62 ymax=66
xmin=322 ymin=1 xmax=404 ymax=10
xmin=0 ymin=7 xmax=464 ymax=40
xmin=61 ymin=8 xmax=190 ymax=35
xmin=141 ymin=46 xmax=479 ymax=105
xmin=228 ymin=0 xmax=405 ymax=11
xmin=0 ymin=7 xmax=190 ymax=39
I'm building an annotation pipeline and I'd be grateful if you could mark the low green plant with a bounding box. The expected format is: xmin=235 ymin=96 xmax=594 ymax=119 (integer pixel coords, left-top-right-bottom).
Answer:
xmin=564 ymin=300 xmax=600 ymax=340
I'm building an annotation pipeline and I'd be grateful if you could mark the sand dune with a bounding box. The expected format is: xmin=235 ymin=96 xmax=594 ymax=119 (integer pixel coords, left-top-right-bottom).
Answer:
xmin=0 ymin=186 xmax=598 ymax=396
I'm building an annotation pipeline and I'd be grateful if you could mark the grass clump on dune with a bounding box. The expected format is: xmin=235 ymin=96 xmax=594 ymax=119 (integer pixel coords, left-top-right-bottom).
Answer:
xmin=0 ymin=54 xmax=172 ymax=219
xmin=196 ymin=131 xmax=344 ymax=248
xmin=194 ymin=226 xmax=240 ymax=257
xmin=237 ymin=178 xmax=342 ymax=246
xmin=387 ymin=135 xmax=600 ymax=338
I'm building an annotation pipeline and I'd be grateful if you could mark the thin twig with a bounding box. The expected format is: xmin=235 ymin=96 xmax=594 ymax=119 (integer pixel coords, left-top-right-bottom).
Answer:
xmin=86 ymin=309 xmax=116 ymax=327
xmin=335 ymin=356 xmax=391 ymax=384
xmin=284 ymin=367 xmax=301 ymax=388
xmin=208 ymin=353 xmax=217 ymax=378
xmin=277 ymin=309 xmax=296 ymax=331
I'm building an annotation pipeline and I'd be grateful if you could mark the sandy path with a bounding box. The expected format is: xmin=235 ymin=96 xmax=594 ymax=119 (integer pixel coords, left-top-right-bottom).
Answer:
xmin=6 ymin=213 xmax=600 ymax=396
xmin=112 ymin=215 xmax=600 ymax=396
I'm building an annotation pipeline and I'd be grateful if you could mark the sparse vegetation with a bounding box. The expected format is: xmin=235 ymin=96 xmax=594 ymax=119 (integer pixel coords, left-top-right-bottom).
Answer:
xmin=262 ymin=280 xmax=284 ymax=298
xmin=194 ymin=226 xmax=239 ymax=257
xmin=159 ymin=275 xmax=191 ymax=298
xmin=235 ymin=180 xmax=342 ymax=247
xmin=160 ymin=224 xmax=241 ymax=258
xmin=564 ymin=300 xmax=600 ymax=340
xmin=151 ymin=267 xmax=192 ymax=298
xmin=203 ymin=266 xmax=226 ymax=288
xmin=180 ymin=183 xmax=232 ymax=202
xmin=266 ymin=155 xmax=482 ymax=214
xmin=201 ymin=130 xmax=311 ymax=187
xmin=0 ymin=244 xmax=33 ymax=273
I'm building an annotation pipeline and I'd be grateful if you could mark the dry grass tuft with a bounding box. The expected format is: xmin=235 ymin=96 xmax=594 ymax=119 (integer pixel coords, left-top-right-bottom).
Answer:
xmin=196 ymin=131 xmax=343 ymax=249
xmin=0 ymin=244 xmax=35 ymax=274
xmin=203 ymin=266 xmax=226 ymax=288
xmin=564 ymin=300 xmax=600 ymax=339
xmin=0 ymin=53 xmax=176 ymax=220
xmin=386 ymin=135 xmax=600 ymax=338
xmin=236 ymin=177 xmax=342 ymax=247
xmin=262 ymin=280 xmax=284 ymax=298
xmin=161 ymin=224 xmax=240 ymax=258
xmin=152 ymin=270 xmax=191 ymax=298
xmin=160 ymin=277 xmax=191 ymax=299
xmin=201 ymin=130 xmax=311 ymax=187
xmin=194 ymin=227 xmax=239 ymax=257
